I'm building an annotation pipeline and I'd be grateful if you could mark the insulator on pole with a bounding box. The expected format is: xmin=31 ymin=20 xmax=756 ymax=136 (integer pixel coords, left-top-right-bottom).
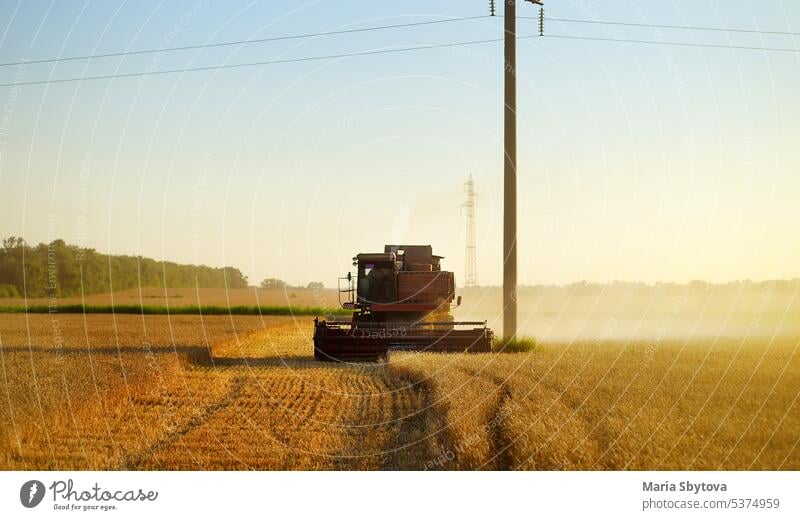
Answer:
xmin=490 ymin=0 xmax=496 ymax=16
xmin=539 ymin=7 xmax=545 ymax=36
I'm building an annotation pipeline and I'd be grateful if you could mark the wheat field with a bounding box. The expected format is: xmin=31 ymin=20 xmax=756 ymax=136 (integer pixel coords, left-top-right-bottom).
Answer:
xmin=0 ymin=314 xmax=797 ymax=470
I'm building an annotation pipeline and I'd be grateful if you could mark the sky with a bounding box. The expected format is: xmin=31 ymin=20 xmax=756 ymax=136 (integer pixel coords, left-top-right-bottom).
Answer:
xmin=0 ymin=0 xmax=798 ymax=287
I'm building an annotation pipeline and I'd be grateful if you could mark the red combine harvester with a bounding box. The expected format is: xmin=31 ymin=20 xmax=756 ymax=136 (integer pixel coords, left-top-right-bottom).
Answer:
xmin=313 ymin=244 xmax=494 ymax=361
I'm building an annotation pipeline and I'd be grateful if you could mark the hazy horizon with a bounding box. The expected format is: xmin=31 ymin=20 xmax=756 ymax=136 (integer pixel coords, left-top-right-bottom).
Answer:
xmin=3 ymin=235 xmax=800 ymax=289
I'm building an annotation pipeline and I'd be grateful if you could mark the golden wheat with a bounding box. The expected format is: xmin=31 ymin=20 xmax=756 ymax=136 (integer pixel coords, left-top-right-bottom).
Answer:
xmin=1 ymin=314 xmax=797 ymax=469
xmin=389 ymin=340 xmax=800 ymax=470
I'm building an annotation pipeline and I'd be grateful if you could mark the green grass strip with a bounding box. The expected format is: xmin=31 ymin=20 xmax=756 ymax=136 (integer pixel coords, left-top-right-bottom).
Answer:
xmin=0 ymin=304 xmax=351 ymax=316
xmin=495 ymin=336 xmax=540 ymax=353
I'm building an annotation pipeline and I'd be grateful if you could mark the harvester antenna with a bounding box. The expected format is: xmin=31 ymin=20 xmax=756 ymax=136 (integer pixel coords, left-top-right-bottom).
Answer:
xmin=463 ymin=175 xmax=478 ymax=288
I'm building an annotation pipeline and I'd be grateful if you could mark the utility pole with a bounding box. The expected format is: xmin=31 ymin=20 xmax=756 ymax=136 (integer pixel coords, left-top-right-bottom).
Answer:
xmin=503 ymin=0 xmax=518 ymax=340
xmin=503 ymin=0 xmax=542 ymax=340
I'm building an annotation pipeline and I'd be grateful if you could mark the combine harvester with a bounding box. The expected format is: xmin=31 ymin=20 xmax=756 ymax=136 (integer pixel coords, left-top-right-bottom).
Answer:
xmin=313 ymin=244 xmax=493 ymax=361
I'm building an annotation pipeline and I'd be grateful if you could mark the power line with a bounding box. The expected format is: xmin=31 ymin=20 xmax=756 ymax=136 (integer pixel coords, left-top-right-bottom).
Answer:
xmin=521 ymin=16 xmax=800 ymax=37
xmin=5 ymin=13 xmax=794 ymax=72
xmin=1 ymin=13 xmax=795 ymax=73
xmin=2 ymin=31 xmax=798 ymax=89
xmin=0 ymin=36 xmax=511 ymax=88
xmin=546 ymin=34 xmax=800 ymax=54
xmin=0 ymin=15 xmax=489 ymax=69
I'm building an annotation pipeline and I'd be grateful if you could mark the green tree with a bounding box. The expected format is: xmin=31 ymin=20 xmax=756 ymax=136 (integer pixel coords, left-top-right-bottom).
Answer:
xmin=260 ymin=278 xmax=286 ymax=290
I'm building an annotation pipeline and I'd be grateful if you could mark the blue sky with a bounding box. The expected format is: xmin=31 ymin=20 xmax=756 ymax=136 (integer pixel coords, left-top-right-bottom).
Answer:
xmin=0 ymin=1 xmax=798 ymax=286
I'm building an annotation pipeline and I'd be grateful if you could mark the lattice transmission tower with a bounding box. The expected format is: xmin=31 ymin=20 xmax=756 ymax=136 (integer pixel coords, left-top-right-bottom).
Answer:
xmin=463 ymin=174 xmax=478 ymax=288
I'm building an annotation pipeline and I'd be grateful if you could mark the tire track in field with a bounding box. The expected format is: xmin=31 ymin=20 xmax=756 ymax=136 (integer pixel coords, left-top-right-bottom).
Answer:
xmin=486 ymin=382 xmax=514 ymax=470
xmin=382 ymin=362 xmax=459 ymax=470
xmin=459 ymin=367 xmax=514 ymax=470
xmin=118 ymin=375 xmax=245 ymax=470
xmin=382 ymin=371 xmax=455 ymax=470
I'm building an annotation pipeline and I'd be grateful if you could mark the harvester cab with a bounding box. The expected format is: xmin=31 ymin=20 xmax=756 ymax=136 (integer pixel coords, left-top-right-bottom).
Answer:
xmin=313 ymin=244 xmax=493 ymax=362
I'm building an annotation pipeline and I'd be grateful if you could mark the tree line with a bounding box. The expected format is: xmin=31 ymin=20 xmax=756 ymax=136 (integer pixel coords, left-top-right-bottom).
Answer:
xmin=0 ymin=237 xmax=248 ymax=298
xmin=259 ymin=278 xmax=323 ymax=291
